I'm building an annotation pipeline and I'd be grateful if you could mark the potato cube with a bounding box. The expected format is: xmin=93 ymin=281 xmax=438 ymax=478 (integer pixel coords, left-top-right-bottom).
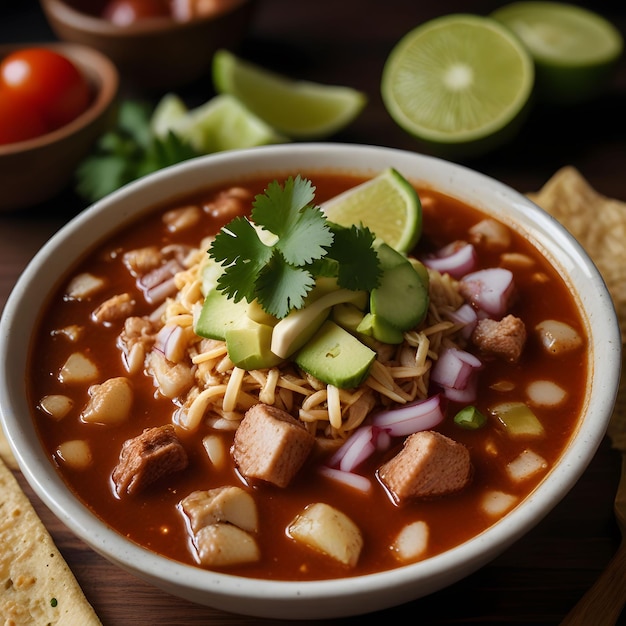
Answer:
xmin=195 ymin=523 xmax=260 ymax=567
xmin=288 ymin=502 xmax=363 ymax=567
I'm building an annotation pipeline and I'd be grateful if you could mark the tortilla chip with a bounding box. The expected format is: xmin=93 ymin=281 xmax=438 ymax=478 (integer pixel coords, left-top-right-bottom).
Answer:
xmin=0 ymin=458 xmax=102 ymax=625
xmin=0 ymin=425 xmax=18 ymax=470
xmin=528 ymin=166 xmax=626 ymax=342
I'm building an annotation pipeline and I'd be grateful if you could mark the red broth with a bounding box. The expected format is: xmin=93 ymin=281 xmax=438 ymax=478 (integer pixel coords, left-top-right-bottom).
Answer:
xmin=27 ymin=172 xmax=587 ymax=581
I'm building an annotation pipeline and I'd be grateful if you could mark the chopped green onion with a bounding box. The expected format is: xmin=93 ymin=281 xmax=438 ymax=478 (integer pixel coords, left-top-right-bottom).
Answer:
xmin=454 ymin=405 xmax=487 ymax=430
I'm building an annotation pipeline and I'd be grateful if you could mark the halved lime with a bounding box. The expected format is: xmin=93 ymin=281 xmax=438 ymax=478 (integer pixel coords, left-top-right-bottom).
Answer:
xmin=212 ymin=49 xmax=367 ymax=139
xmin=491 ymin=2 xmax=623 ymax=104
xmin=151 ymin=93 xmax=287 ymax=153
xmin=381 ymin=14 xmax=534 ymax=157
xmin=321 ymin=168 xmax=421 ymax=254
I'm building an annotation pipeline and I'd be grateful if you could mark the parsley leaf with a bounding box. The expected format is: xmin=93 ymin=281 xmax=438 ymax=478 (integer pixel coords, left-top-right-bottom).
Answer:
xmin=75 ymin=100 xmax=201 ymax=202
xmin=208 ymin=176 xmax=382 ymax=319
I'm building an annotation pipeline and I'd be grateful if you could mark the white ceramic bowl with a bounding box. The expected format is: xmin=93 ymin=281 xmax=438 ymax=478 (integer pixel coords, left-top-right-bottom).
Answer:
xmin=0 ymin=144 xmax=621 ymax=619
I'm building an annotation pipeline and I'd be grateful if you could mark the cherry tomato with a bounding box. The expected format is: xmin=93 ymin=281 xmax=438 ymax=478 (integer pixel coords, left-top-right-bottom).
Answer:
xmin=0 ymin=48 xmax=91 ymax=131
xmin=102 ymin=0 xmax=172 ymax=26
xmin=0 ymin=92 xmax=48 ymax=146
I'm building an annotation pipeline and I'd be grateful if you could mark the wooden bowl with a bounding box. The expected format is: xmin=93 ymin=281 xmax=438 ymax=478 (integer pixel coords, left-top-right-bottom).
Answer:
xmin=39 ymin=0 xmax=256 ymax=90
xmin=0 ymin=42 xmax=119 ymax=212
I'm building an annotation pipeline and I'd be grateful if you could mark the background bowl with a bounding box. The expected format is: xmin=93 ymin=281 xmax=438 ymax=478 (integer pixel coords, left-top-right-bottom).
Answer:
xmin=0 ymin=143 xmax=621 ymax=619
xmin=39 ymin=0 xmax=256 ymax=90
xmin=0 ymin=41 xmax=118 ymax=212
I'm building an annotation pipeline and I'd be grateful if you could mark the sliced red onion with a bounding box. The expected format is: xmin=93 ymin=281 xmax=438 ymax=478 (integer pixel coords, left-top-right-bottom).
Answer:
xmin=155 ymin=323 xmax=185 ymax=362
xmin=422 ymin=242 xmax=477 ymax=278
xmin=339 ymin=425 xmax=377 ymax=472
xmin=376 ymin=429 xmax=391 ymax=451
xmin=328 ymin=424 xmax=377 ymax=471
xmin=145 ymin=277 xmax=179 ymax=305
xmin=442 ymin=374 xmax=478 ymax=403
xmin=139 ymin=259 xmax=184 ymax=304
xmin=459 ymin=268 xmax=514 ymax=318
xmin=431 ymin=347 xmax=481 ymax=391
xmin=318 ymin=466 xmax=372 ymax=493
xmin=371 ymin=394 xmax=444 ymax=437
xmin=445 ymin=303 xmax=478 ymax=339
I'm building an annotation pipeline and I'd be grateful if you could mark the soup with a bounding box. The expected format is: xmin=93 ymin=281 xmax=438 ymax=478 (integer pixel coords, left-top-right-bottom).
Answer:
xmin=28 ymin=171 xmax=587 ymax=581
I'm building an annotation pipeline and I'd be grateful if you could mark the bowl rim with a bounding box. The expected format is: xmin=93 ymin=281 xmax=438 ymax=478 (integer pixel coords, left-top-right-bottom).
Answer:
xmin=0 ymin=41 xmax=119 ymax=156
xmin=39 ymin=0 xmax=252 ymax=36
xmin=0 ymin=143 xmax=621 ymax=619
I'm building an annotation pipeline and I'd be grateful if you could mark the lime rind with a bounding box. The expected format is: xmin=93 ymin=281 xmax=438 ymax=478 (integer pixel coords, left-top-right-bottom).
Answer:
xmin=381 ymin=14 xmax=534 ymax=154
xmin=491 ymin=2 xmax=623 ymax=67
xmin=212 ymin=49 xmax=367 ymax=139
xmin=491 ymin=2 xmax=624 ymax=104
xmin=321 ymin=168 xmax=421 ymax=254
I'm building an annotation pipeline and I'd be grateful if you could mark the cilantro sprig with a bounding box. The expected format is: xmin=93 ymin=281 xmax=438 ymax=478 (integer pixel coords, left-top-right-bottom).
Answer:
xmin=209 ymin=176 xmax=381 ymax=319
xmin=75 ymin=100 xmax=201 ymax=202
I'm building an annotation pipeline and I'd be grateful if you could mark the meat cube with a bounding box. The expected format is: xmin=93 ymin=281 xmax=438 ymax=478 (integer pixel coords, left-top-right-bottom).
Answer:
xmin=472 ymin=314 xmax=526 ymax=363
xmin=112 ymin=425 xmax=188 ymax=496
xmin=92 ymin=292 xmax=135 ymax=324
xmin=378 ymin=430 xmax=471 ymax=503
xmin=123 ymin=246 xmax=162 ymax=275
xmin=232 ymin=404 xmax=315 ymax=488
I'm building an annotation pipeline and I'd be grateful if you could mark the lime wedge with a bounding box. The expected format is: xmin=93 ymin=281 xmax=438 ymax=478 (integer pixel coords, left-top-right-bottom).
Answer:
xmin=212 ymin=49 xmax=367 ymax=139
xmin=151 ymin=93 xmax=287 ymax=153
xmin=381 ymin=14 xmax=534 ymax=157
xmin=492 ymin=2 xmax=623 ymax=104
xmin=321 ymin=168 xmax=421 ymax=254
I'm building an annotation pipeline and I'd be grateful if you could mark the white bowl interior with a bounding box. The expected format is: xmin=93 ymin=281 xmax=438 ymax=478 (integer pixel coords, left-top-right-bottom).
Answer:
xmin=0 ymin=143 xmax=621 ymax=619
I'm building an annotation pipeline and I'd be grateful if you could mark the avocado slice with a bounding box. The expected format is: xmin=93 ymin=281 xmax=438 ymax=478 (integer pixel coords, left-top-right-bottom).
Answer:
xmin=295 ymin=320 xmax=376 ymax=389
xmin=225 ymin=316 xmax=283 ymax=370
xmin=195 ymin=289 xmax=249 ymax=340
xmin=356 ymin=312 xmax=405 ymax=344
xmin=270 ymin=287 xmax=367 ymax=359
xmin=331 ymin=302 xmax=366 ymax=334
xmin=370 ymin=243 xmax=429 ymax=331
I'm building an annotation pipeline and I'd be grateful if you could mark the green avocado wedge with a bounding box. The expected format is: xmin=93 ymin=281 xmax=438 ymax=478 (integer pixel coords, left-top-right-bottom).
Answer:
xmin=295 ymin=321 xmax=376 ymax=389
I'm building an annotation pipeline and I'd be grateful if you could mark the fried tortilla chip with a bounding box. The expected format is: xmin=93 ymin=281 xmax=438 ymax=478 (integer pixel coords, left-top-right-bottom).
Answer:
xmin=528 ymin=166 xmax=626 ymax=342
xmin=0 ymin=458 xmax=102 ymax=625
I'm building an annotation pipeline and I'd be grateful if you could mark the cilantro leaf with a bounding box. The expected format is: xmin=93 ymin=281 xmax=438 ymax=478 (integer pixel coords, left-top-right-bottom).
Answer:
xmin=208 ymin=176 xmax=382 ymax=319
xmin=211 ymin=217 xmax=273 ymax=302
xmin=252 ymin=176 xmax=333 ymax=266
xmin=327 ymin=224 xmax=382 ymax=291
xmin=256 ymin=255 xmax=316 ymax=319
xmin=75 ymin=100 xmax=201 ymax=203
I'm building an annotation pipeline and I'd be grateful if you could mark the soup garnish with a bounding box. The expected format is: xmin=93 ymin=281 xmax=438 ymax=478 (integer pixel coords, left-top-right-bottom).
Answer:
xmin=29 ymin=170 xmax=587 ymax=581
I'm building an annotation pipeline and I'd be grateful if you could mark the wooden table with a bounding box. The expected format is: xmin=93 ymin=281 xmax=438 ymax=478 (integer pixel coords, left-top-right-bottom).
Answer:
xmin=1 ymin=1 xmax=626 ymax=623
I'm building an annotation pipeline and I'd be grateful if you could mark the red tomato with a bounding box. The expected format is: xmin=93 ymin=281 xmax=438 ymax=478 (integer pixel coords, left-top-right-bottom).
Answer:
xmin=0 ymin=48 xmax=91 ymax=131
xmin=102 ymin=0 xmax=172 ymax=26
xmin=0 ymin=92 xmax=49 ymax=146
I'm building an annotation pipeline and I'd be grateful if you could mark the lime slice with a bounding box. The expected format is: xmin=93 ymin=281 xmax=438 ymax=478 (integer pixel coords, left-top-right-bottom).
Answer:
xmin=151 ymin=93 xmax=189 ymax=137
xmin=212 ymin=49 xmax=367 ymax=139
xmin=381 ymin=14 xmax=534 ymax=157
xmin=151 ymin=93 xmax=287 ymax=153
xmin=491 ymin=2 xmax=623 ymax=104
xmin=321 ymin=168 xmax=421 ymax=254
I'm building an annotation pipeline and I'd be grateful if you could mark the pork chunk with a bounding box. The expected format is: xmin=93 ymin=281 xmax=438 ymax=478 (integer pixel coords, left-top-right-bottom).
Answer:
xmin=92 ymin=292 xmax=135 ymax=324
xmin=112 ymin=424 xmax=188 ymax=496
xmin=471 ymin=314 xmax=526 ymax=363
xmin=378 ymin=430 xmax=471 ymax=503
xmin=232 ymin=404 xmax=315 ymax=488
